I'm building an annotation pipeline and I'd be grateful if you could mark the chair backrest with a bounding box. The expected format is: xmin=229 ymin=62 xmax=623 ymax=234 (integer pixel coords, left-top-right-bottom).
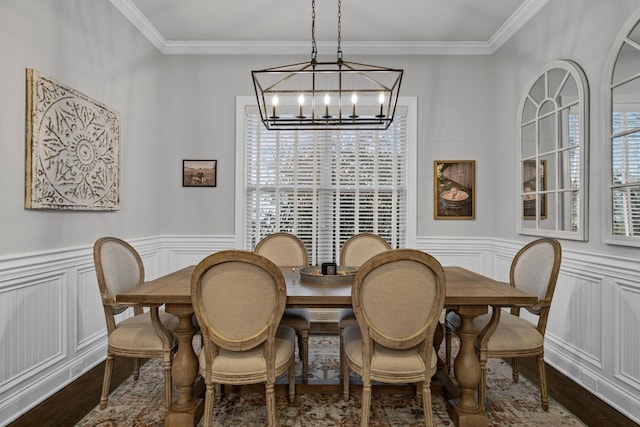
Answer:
xmin=340 ymin=233 xmax=392 ymax=267
xmin=353 ymin=249 xmax=446 ymax=351
xmin=93 ymin=237 xmax=144 ymax=310
xmin=510 ymin=238 xmax=562 ymax=328
xmin=254 ymin=232 xmax=309 ymax=267
xmin=191 ymin=250 xmax=287 ymax=352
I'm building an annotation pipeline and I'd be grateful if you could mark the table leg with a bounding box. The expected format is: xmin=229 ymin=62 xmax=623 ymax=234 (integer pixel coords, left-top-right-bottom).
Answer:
xmin=446 ymin=306 xmax=488 ymax=427
xmin=165 ymin=304 xmax=204 ymax=427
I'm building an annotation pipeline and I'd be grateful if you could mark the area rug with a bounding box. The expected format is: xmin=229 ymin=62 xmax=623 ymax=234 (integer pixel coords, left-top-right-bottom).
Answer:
xmin=76 ymin=335 xmax=584 ymax=426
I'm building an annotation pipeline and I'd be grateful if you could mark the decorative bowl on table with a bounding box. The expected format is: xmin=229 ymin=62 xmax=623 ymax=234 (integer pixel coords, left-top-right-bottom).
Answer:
xmin=299 ymin=266 xmax=358 ymax=284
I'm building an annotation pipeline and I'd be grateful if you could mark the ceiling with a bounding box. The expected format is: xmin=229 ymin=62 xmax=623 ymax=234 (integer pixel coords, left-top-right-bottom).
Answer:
xmin=111 ymin=0 xmax=548 ymax=55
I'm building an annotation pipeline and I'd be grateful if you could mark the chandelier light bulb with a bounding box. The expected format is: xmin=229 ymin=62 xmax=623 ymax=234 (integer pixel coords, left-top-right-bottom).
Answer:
xmin=377 ymin=92 xmax=386 ymax=118
xmin=297 ymin=94 xmax=305 ymax=118
xmin=323 ymin=93 xmax=331 ymax=117
xmin=350 ymin=92 xmax=358 ymax=118
xmin=271 ymin=94 xmax=279 ymax=118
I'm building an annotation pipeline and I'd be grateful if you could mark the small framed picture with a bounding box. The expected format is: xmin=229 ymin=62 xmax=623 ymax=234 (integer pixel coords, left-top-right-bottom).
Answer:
xmin=434 ymin=160 xmax=475 ymax=220
xmin=183 ymin=160 xmax=217 ymax=187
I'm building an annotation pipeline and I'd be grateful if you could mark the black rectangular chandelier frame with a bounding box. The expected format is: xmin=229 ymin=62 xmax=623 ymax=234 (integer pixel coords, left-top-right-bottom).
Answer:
xmin=251 ymin=0 xmax=404 ymax=131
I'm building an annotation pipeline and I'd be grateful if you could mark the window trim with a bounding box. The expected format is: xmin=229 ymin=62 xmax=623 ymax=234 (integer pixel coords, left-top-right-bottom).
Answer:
xmin=234 ymin=96 xmax=417 ymax=251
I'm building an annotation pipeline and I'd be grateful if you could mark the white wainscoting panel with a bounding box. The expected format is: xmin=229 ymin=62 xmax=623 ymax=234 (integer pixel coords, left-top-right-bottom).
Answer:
xmin=161 ymin=235 xmax=237 ymax=274
xmin=0 ymin=272 xmax=66 ymax=390
xmin=415 ymin=236 xmax=488 ymax=274
xmin=0 ymin=235 xmax=639 ymax=425
xmin=616 ymin=280 xmax=640 ymax=388
xmin=547 ymin=267 xmax=603 ymax=368
xmin=75 ymin=264 xmax=106 ymax=351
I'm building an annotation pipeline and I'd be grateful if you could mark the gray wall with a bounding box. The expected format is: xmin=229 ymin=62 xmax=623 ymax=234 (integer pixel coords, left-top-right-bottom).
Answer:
xmin=159 ymin=54 xmax=496 ymax=238
xmin=0 ymin=0 xmax=164 ymax=256
xmin=491 ymin=0 xmax=640 ymax=259
xmin=4 ymin=0 xmax=639 ymax=261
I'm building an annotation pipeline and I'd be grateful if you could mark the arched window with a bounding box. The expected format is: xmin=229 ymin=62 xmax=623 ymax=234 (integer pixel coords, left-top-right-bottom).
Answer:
xmin=517 ymin=60 xmax=589 ymax=241
xmin=607 ymin=12 xmax=640 ymax=246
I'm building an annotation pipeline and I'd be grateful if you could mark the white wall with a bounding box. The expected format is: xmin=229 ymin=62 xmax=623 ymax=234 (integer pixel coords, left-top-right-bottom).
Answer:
xmin=1 ymin=0 xmax=640 ymax=424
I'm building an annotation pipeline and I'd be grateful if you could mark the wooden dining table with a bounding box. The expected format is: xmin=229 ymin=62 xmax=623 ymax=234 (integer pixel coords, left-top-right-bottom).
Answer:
xmin=116 ymin=265 xmax=537 ymax=427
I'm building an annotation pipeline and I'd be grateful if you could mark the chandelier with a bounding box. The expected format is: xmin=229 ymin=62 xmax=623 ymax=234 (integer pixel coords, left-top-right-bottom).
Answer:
xmin=252 ymin=0 xmax=403 ymax=131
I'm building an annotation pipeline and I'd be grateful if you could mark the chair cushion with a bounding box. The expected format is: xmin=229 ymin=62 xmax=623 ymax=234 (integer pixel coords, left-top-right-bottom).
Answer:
xmin=199 ymin=326 xmax=295 ymax=379
xmin=343 ymin=326 xmax=437 ymax=379
xmin=280 ymin=308 xmax=310 ymax=329
xmin=446 ymin=310 xmax=543 ymax=352
xmin=484 ymin=312 xmax=544 ymax=351
xmin=109 ymin=310 xmax=178 ymax=352
xmin=338 ymin=309 xmax=357 ymax=328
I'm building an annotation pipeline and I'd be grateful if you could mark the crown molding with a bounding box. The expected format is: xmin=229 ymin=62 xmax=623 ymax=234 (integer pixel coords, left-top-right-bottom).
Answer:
xmin=110 ymin=0 xmax=166 ymax=51
xmin=111 ymin=0 xmax=547 ymax=56
xmin=488 ymin=0 xmax=549 ymax=52
xmin=162 ymin=40 xmax=494 ymax=56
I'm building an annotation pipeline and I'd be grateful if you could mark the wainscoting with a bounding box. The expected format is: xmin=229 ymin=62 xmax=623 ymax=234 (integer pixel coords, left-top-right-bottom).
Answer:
xmin=0 ymin=235 xmax=638 ymax=425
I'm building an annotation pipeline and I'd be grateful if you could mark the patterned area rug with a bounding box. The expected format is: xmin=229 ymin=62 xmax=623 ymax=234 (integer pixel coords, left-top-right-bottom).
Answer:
xmin=76 ymin=335 xmax=584 ymax=426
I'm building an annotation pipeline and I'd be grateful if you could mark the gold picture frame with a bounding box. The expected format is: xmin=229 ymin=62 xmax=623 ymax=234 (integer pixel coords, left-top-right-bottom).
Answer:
xmin=434 ymin=160 xmax=475 ymax=220
xmin=522 ymin=160 xmax=547 ymax=219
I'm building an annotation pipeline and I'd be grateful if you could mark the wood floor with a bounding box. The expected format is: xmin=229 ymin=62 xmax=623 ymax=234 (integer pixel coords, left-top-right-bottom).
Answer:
xmin=8 ymin=332 xmax=638 ymax=427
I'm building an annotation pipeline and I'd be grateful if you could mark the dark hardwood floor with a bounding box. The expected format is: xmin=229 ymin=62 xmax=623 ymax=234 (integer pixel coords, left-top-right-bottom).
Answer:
xmin=8 ymin=357 xmax=135 ymax=427
xmin=8 ymin=329 xmax=638 ymax=427
xmin=514 ymin=357 xmax=638 ymax=427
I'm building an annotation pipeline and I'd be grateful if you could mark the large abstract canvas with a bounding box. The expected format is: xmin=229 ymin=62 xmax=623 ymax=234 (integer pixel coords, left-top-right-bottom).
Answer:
xmin=25 ymin=69 xmax=120 ymax=210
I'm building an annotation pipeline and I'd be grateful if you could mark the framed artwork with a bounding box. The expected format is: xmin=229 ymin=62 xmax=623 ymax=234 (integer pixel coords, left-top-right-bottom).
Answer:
xmin=25 ymin=69 xmax=120 ymax=210
xmin=522 ymin=160 xmax=547 ymax=219
xmin=183 ymin=160 xmax=217 ymax=187
xmin=434 ymin=160 xmax=475 ymax=220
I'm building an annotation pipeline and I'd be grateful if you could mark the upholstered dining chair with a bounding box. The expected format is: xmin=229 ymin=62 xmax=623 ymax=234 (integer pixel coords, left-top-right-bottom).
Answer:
xmin=191 ymin=250 xmax=296 ymax=427
xmin=445 ymin=238 xmax=562 ymax=410
xmin=337 ymin=233 xmax=392 ymax=379
xmin=254 ymin=232 xmax=311 ymax=378
xmin=342 ymin=249 xmax=446 ymax=427
xmin=93 ymin=237 xmax=178 ymax=410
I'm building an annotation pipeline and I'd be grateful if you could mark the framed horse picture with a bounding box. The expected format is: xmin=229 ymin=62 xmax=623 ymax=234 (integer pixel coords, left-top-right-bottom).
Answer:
xmin=183 ymin=160 xmax=217 ymax=187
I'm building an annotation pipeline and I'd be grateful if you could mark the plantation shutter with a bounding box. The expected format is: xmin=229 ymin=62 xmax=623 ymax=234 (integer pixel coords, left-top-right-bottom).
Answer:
xmin=243 ymin=106 xmax=408 ymax=265
xmin=611 ymin=111 xmax=640 ymax=236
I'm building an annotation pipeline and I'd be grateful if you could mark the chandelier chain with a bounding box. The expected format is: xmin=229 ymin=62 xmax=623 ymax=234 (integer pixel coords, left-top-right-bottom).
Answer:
xmin=337 ymin=0 xmax=343 ymax=61
xmin=311 ymin=0 xmax=317 ymax=62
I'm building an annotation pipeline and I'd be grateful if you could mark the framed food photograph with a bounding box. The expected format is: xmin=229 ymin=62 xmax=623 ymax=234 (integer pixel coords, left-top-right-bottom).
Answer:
xmin=434 ymin=160 xmax=475 ymax=220
xmin=183 ymin=160 xmax=217 ymax=187
xmin=522 ymin=160 xmax=547 ymax=219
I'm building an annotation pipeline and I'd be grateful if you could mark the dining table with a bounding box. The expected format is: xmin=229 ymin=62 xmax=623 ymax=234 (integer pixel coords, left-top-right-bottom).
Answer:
xmin=116 ymin=264 xmax=538 ymax=427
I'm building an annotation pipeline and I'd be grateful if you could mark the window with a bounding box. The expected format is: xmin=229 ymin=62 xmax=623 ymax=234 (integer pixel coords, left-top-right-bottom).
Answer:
xmin=517 ymin=60 xmax=589 ymax=241
xmin=235 ymin=97 xmax=416 ymax=265
xmin=607 ymin=14 xmax=640 ymax=246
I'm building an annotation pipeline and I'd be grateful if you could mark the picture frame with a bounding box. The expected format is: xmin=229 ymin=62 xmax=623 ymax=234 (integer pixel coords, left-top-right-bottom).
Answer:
xmin=434 ymin=160 xmax=475 ymax=220
xmin=522 ymin=160 xmax=547 ymax=219
xmin=183 ymin=160 xmax=217 ymax=187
